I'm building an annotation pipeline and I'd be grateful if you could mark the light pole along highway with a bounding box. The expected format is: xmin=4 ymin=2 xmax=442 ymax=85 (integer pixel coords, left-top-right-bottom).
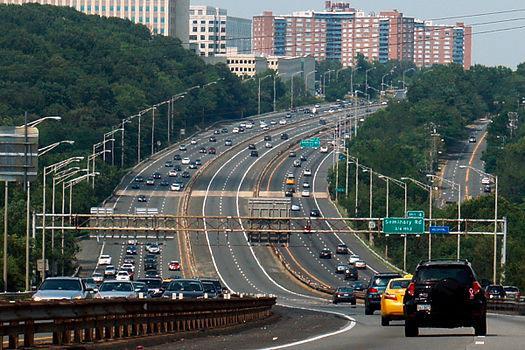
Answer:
xmin=401 ymin=176 xmax=433 ymax=259
xmin=460 ymin=165 xmax=499 ymax=284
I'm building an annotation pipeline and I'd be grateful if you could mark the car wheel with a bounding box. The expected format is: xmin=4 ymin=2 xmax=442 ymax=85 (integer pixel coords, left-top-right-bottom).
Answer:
xmin=381 ymin=316 xmax=390 ymax=326
xmin=365 ymin=304 xmax=373 ymax=315
xmin=474 ymin=316 xmax=487 ymax=336
xmin=404 ymin=319 xmax=418 ymax=337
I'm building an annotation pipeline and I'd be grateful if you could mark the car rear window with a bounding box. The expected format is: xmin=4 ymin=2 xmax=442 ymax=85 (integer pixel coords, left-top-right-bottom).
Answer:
xmin=415 ymin=266 xmax=472 ymax=285
xmin=372 ymin=275 xmax=401 ymax=287
xmin=487 ymin=285 xmax=504 ymax=292
xmin=389 ymin=279 xmax=410 ymax=289
xmin=337 ymin=287 xmax=354 ymax=293
xmin=504 ymin=287 xmax=518 ymax=292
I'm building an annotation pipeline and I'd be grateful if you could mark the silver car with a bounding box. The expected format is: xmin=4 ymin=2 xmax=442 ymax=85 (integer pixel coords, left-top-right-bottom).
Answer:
xmin=32 ymin=277 xmax=93 ymax=301
xmin=95 ymin=281 xmax=137 ymax=299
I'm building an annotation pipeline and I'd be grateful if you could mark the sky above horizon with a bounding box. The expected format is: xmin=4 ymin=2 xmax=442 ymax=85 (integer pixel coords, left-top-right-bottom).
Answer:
xmin=193 ymin=0 xmax=525 ymax=68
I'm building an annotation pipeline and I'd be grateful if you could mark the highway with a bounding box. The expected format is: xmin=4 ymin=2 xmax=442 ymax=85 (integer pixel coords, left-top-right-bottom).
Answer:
xmin=76 ymin=106 xmax=525 ymax=350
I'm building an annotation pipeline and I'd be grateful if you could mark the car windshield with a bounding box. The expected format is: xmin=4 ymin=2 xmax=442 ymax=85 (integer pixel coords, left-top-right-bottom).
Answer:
xmin=487 ymin=285 xmax=504 ymax=292
xmin=504 ymin=287 xmax=518 ymax=292
xmin=415 ymin=266 xmax=472 ymax=285
xmin=389 ymin=279 xmax=411 ymax=289
xmin=137 ymin=279 xmax=162 ymax=288
xmin=167 ymin=280 xmax=203 ymax=292
xmin=40 ymin=279 xmax=81 ymax=291
xmin=337 ymin=287 xmax=354 ymax=293
xmin=99 ymin=282 xmax=133 ymax=292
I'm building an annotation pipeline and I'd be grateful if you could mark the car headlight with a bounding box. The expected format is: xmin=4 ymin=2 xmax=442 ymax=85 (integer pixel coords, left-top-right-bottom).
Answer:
xmin=73 ymin=295 xmax=83 ymax=300
xmin=32 ymin=296 xmax=42 ymax=301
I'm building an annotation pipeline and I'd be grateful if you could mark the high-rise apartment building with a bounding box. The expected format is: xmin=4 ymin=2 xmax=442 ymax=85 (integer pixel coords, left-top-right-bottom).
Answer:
xmin=253 ymin=1 xmax=472 ymax=69
xmin=189 ymin=5 xmax=251 ymax=57
xmin=1 ymin=0 xmax=190 ymax=44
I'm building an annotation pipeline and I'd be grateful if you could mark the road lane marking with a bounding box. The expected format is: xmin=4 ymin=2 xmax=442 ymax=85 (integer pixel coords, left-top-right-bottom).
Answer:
xmin=465 ymin=130 xmax=487 ymax=199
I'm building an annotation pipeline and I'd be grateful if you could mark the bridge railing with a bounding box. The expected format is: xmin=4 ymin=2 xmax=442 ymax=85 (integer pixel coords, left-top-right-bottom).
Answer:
xmin=0 ymin=296 xmax=275 ymax=349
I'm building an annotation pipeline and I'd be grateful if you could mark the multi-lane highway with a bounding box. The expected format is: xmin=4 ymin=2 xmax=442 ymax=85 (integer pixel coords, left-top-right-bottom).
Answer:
xmin=76 ymin=106 xmax=525 ymax=350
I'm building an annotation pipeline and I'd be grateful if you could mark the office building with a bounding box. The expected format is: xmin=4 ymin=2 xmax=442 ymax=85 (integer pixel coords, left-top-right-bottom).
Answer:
xmin=1 ymin=0 xmax=190 ymax=44
xmin=189 ymin=5 xmax=251 ymax=57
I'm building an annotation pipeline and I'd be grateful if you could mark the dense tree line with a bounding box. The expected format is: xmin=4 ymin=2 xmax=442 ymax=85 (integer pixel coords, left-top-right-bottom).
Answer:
xmin=0 ymin=4 xmax=314 ymax=290
xmin=330 ymin=63 xmax=525 ymax=289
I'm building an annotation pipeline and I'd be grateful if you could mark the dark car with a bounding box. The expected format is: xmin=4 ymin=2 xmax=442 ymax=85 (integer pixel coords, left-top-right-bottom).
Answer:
xmin=248 ymin=144 xmax=256 ymax=150
xmin=221 ymin=128 xmax=228 ymax=133
xmin=209 ymin=136 xmax=217 ymax=142
xmin=181 ymin=171 xmax=190 ymax=178
xmin=319 ymin=248 xmax=331 ymax=259
xmin=350 ymin=280 xmax=366 ymax=292
xmin=310 ymin=209 xmax=321 ymax=217
xmin=144 ymin=270 xmax=160 ymax=279
xmin=225 ymin=139 xmax=233 ymax=146
xmin=195 ymin=159 xmax=202 ymax=166
xmin=250 ymin=150 xmax=259 ymax=157
xmin=173 ymin=154 xmax=182 ymax=161
xmin=214 ymin=130 xmax=220 ymax=135
xmin=333 ymin=286 xmax=356 ymax=305
xmin=264 ymin=135 xmax=272 ymax=141
xmin=201 ymin=281 xmax=219 ymax=298
xmin=344 ymin=267 xmax=359 ymax=281
xmin=319 ymin=119 xmax=326 ymax=125
xmin=485 ymin=284 xmax=506 ymax=300
xmin=173 ymin=165 xmax=182 ymax=171
xmin=280 ymin=133 xmax=289 ymax=140
xmin=153 ymin=172 xmax=162 ymax=179
xmin=300 ymin=155 xmax=307 ymax=162
xmin=160 ymin=180 xmax=169 ymax=186
xmin=165 ymin=161 xmax=173 ymax=167
xmin=336 ymin=243 xmax=348 ymax=254
xmin=144 ymin=260 xmax=157 ymax=271
xmin=134 ymin=176 xmax=144 ymax=183
xmin=208 ymin=147 xmax=216 ymax=154
xmin=284 ymin=190 xmax=293 ymax=197
xmin=199 ymin=147 xmax=207 ymax=154
xmin=199 ymin=277 xmax=225 ymax=297
xmin=364 ymin=272 xmax=402 ymax=315
xmin=289 ymin=151 xmax=296 ymax=157
xmin=403 ymin=259 xmax=487 ymax=337
xmin=137 ymin=195 xmax=147 ymax=203
xmin=162 ymin=279 xmax=205 ymax=299
xmin=126 ymin=245 xmax=137 ymax=255
xmin=483 ymin=185 xmax=492 ymax=193
xmin=189 ymin=162 xmax=197 ymax=169
xmin=136 ymin=278 xmax=163 ymax=297
xmin=131 ymin=183 xmax=140 ymax=190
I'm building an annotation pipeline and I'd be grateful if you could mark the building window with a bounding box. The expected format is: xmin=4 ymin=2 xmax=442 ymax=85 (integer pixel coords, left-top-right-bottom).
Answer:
xmin=146 ymin=18 xmax=150 ymax=23
xmin=146 ymin=6 xmax=150 ymax=12
xmin=117 ymin=6 xmax=121 ymax=11
xmin=139 ymin=6 xmax=143 ymax=11
xmin=160 ymin=18 xmax=165 ymax=23
xmin=192 ymin=27 xmax=198 ymax=32
xmin=131 ymin=6 xmax=135 ymax=11
xmin=161 ymin=29 xmax=165 ymax=34
xmin=154 ymin=7 xmax=158 ymax=12
xmin=124 ymin=6 xmax=128 ymax=11
xmin=161 ymin=7 xmax=165 ymax=12
xmin=154 ymin=18 xmax=158 ymax=23
xmin=95 ymin=6 xmax=99 ymax=11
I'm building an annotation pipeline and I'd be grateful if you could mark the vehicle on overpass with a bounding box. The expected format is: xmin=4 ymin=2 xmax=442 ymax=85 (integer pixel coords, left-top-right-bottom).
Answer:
xmin=380 ymin=276 xmax=412 ymax=326
xmin=403 ymin=259 xmax=487 ymax=337
xmin=95 ymin=281 xmax=137 ymax=299
xmin=32 ymin=277 xmax=93 ymax=301
xmin=162 ymin=279 xmax=205 ymax=299
xmin=333 ymin=286 xmax=356 ymax=305
xmin=364 ymin=272 xmax=402 ymax=315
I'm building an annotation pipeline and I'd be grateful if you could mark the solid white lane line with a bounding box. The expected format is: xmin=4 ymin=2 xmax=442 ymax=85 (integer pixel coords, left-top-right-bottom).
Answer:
xmin=258 ymin=304 xmax=357 ymax=350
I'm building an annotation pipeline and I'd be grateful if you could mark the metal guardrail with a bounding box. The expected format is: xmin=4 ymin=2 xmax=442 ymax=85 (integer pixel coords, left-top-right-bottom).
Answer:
xmin=0 ymin=292 xmax=34 ymax=302
xmin=487 ymin=300 xmax=525 ymax=315
xmin=0 ymin=296 xmax=275 ymax=349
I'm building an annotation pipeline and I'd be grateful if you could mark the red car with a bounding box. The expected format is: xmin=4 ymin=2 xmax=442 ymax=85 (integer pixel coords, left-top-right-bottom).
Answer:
xmin=168 ymin=260 xmax=181 ymax=271
xmin=208 ymin=147 xmax=216 ymax=155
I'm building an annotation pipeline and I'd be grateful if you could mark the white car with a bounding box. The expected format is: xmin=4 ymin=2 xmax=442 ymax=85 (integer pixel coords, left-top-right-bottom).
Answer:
xmin=121 ymin=263 xmax=135 ymax=272
xmin=270 ymin=120 xmax=277 ymax=125
xmin=303 ymin=169 xmax=312 ymax=176
xmin=181 ymin=157 xmax=190 ymax=165
xmin=348 ymin=254 xmax=360 ymax=264
xmin=98 ymin=255 xmax=112 ymax=266
xmin=232 ymin=127 xmax=239 ymax=133
xmin=168 ymin=170 xmax=178 ymax=177
xmin=354 ymin=260 xmax=367 ymax=269
xmin=302 ymin=182 xmax=310 ymax=188
xmin=265 ymin=142 xmax=273 ymax=148
xmin=116 ymin=271 xmax=131 ymax=281
xmin=287 ymin=173 xmax=295 ymax=179
xmin=92 ymin=273 xmax=104 ymax=283
xmin=179 ymin=144 xmax=187 ymax=151
xmin=190 ymin=139 xmax=198 ymax=145
xmin=104 ymin=265 xmax=116 ymax=277
xmin=291 ymin=204 xmax=301 ymax=211
xmin=279 ymin=119 xmax=287 ymax=125
xmin=146 ymin=244 xmax=160 ymax=254
xmin=246 ymin=123 xmax=254 ymax=129
xmin=320 ymin=146 xmax=329 ymax=153
xmin=170 ymin=183 xmax=182 ymax=192
xmin=127 ymin=239 xmax=137 ymax=246
xmin=260 ymin=122 xmax=268 ymax=128
xmin=240 ymin=122 xmax=246 ymax=128
xmin=301 ymin=190 xmax=310 ymax=197
xmin=481 ymin=177 xmax=491 ymax=185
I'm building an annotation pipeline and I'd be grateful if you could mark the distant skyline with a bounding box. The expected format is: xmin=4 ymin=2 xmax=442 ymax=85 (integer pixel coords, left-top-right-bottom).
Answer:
xmin=193 ymin=0 xmax=525 ymax=68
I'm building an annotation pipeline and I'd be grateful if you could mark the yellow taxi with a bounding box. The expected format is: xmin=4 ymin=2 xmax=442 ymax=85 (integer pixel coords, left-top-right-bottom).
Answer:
xmin=286 ymin=178 xmax=295 ymax=185
xmin=380 ymin=275 xmax=413 ymax=326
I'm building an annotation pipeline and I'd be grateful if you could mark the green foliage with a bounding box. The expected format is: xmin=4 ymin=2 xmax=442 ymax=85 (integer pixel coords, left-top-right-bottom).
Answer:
xmin=330 ymin=63 xmax=525 ymax=289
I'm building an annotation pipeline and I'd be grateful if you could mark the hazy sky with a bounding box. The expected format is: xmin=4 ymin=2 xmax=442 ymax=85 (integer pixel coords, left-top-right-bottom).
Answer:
xmin=193 ymin=0 xmax=525 ymax=68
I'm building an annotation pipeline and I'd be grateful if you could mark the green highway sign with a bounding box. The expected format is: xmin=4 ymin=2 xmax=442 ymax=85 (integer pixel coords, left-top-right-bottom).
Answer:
xmin=336 ymin=187 xmax=345 ymax=193
xmin=383 ymin=217 xmax=425 ymax=234
xmin=407 ymin=211 xmax=425 ymax=219
xmin=300 ymin=137 xmax=321 ymax=149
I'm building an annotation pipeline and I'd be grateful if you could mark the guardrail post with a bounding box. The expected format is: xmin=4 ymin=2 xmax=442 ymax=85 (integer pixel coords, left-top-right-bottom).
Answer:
xmin=24 ymin=320 xmax=35 ymax=348
xmin=95 ymin=319 xmax=104 ymax=341
xmin=84 ymin=327 xmax=93 ymax=343
xmin=8 ymin=321 xmax=18 ymax=349
xmin=73 ymin=328 xmax=81 ymax=343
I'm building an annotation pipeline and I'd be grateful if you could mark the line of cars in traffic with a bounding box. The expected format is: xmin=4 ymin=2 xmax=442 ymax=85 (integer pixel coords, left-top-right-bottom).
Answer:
xmin=332 ymin=259 xmax=520 ymax=337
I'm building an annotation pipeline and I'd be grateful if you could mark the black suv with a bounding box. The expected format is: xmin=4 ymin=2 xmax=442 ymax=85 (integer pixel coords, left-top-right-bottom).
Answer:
xmin=403 ymin=259 xmax=487 ymax=337
xmin=364 ymin=272 xmax=402 ymax=315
